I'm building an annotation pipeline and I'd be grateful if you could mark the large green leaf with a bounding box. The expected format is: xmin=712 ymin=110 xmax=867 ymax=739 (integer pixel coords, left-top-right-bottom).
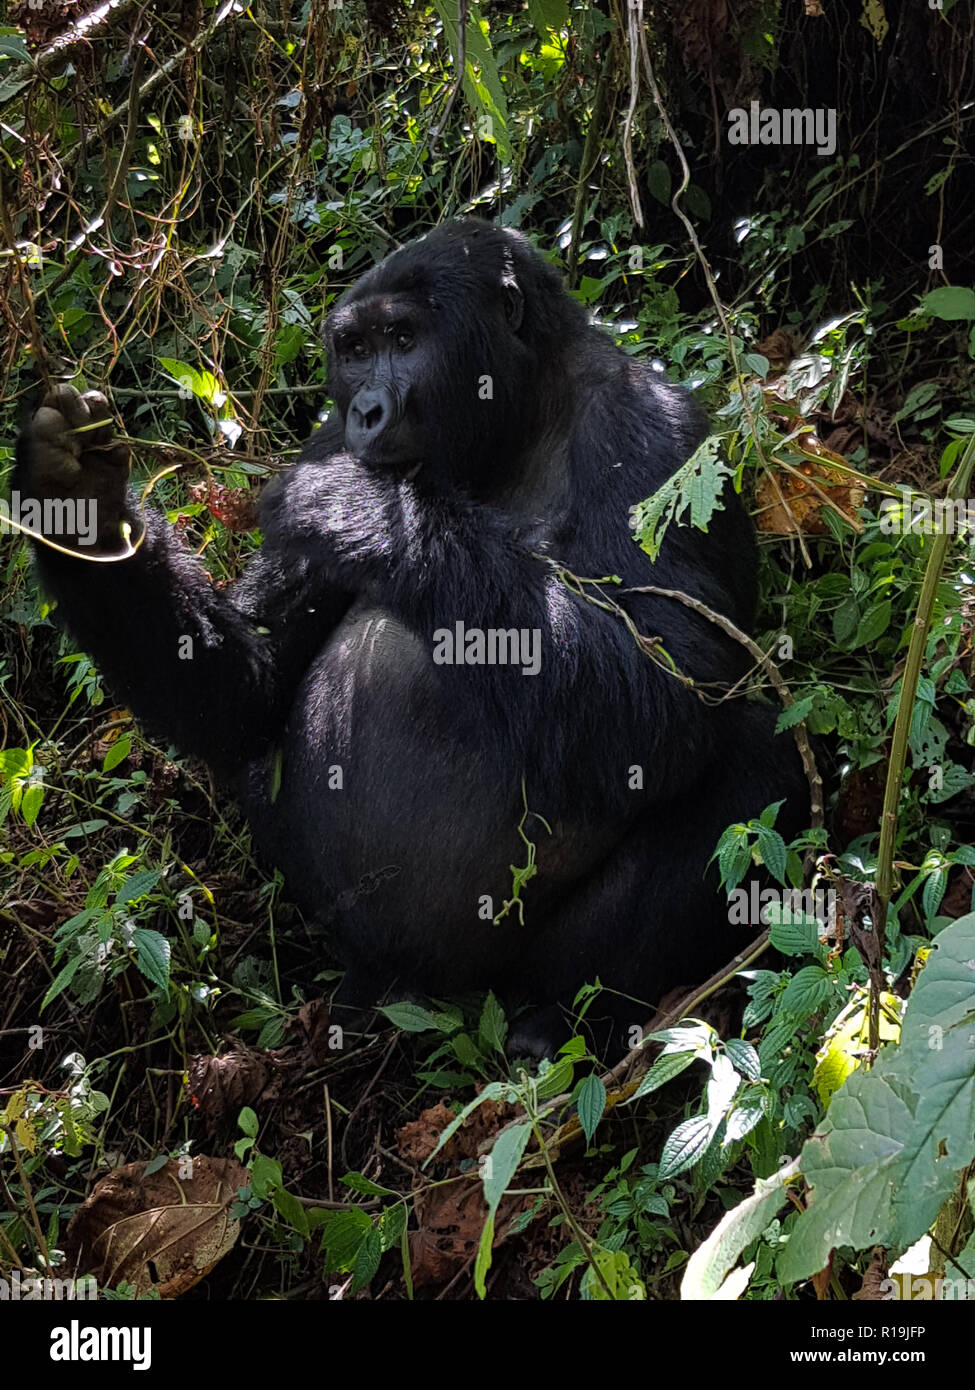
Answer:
xmin=778 ymin=912 xmax=975 ymax=1283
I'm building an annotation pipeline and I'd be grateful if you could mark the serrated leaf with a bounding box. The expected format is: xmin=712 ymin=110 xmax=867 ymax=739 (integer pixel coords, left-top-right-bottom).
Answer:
xmin=851 ymin=600 xmax=892 ymax=649
xmin=768 ymin=913 xmax=821 ymax=956
xmin=117 ymin=869 xmax=162 ymax=905
xmin=41 ymin=954 xmax=85 ymax=1010
xmin=775 ymin=695 xmax=814 ymax=732
xmin=659 ymin=1115 xmax=712 ymax=1179
xmin=577 ymin=1075 xmax=606 ymax=1142
xmin=477 ymin=991 xmax=507 ymax=1055
xmin=132 ymin=928 xmax=171 ymax=992
xmin=350 ymin=1226 xmax=383 ymax=1291
xmin=754 ymin=827 xmax=787 ymax=885
xmin=724 ymin=1039 xmax=761 ymax=1080
xmin=781 ymin=964 xmax=832 ymax=1014
xmin=626 ymin=1049 xmax=697 ymax=1102
xmin=535 ymin=1055 xmax=574 ymax=1099
xmin=321 ymin=1207 xmax=372 ymax=1270
xmin=780 ymin=913 xmax=975 ymax=1283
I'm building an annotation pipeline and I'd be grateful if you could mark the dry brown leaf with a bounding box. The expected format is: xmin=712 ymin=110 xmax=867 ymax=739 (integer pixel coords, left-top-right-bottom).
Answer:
xmin=65 ymin=1156 xmax=248 ymax=1298
xmin=409 ymin=1178 xmax=530 ymax=1290
xmin=853 ymin=1249 xmax=889 ymax=1300
xmin=187 ymin=1047 xmax=270 ymax=1122
xmin=297 ymin=998 xmax=334 ymax=1065
xmin=756 ymin=456 xmax=864 ymax=535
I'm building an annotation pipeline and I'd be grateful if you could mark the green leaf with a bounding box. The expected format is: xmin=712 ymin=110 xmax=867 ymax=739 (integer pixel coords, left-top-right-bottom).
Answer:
xmin=340 ymin=1172 xmax=396 ymax=1197
xmin=424 ymin=1082 xmax=511 ymax=1165
xmin=920 ymin=286 xmax=975 ymax=321
xmin=238 ymin=1107 xmax=259 ymax=1138
xmin=132 ymin=928 xmax=171 ymax=992
xmin=379 ymin=1203 xmax=406 ymax=1252
xmin=379 ymin=1001 xmax=449 ymax=1033
xmin=41 ymin=953 xmax=85 ymax=1010
xmin=681 ymin=1158 xmax=798 ymax=1299
xmin=21 ymin=783 xmax=43 ymax=827
xmin=0 ymin=34 xmax=29 ymax=60
xmin=320 ymin=1207 xmax=372 ymax=1270
xmin=626 ymin=1050 xmax=697 ymax=1102
xmin=648 ymin=159 xmax=671 ymax=207
xmin=476 ymin=1122 xmax=533 ymax=1297
xmin=103 ymin=734 xmax=132 ymax=772
xmin=62 ymin=819 xmax=108 ymax=838
xmin=724 ymin=1039 xmax=761 ymax=1080
xmin=755 ymin=826 xmax=787 ymax=885
xmin=779 ymin=912 xmax=975 ymax=1283
xmin=659 ymin=1115 xmax=712 ymax=1179
xmin=478 ymin=991 xmax=508 ymax=1055
xmin=250 ymin=1153 xmax=283 ymax=1198
xmin=430 ymin=0 xmax=511 ymax=163
xmin=631 ymin=434 xmax=735 ymax=560
xmin=526 ymin=0 xmax=568 ymax=33
xmin=576 ymin=1074 xmax=606 ymax=1142
xmin=117 ymin=869 xmax=162 ymax=906
xmin=768 ymin=912 xmax=821 ymax=956
xmin=780 ymin=964 xmax=832 ymax=1014
xmin=273 ymin=1186 xmax=309 ymax=1236
xmin=850 ymin=600 xmax=892 ymax=649
xmin=535 ymin=1054 xmax=574 ymax=1099
xmin=351 ymin=1227 xmax=383 ymax=1292
xmin=775 ymin=695 xmax=814 ymax=732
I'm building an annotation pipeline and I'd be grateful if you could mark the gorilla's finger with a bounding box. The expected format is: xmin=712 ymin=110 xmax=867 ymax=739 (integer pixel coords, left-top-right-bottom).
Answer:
xmin=28 ymin=406 xmax=83 ymax=484
xmin=41 ymin=384 xmax=90 ymax=430
xmin=78 ymin=390 xmax=120 ymax=453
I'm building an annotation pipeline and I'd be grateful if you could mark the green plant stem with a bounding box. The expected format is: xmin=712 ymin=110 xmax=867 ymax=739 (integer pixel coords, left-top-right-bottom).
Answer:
xmin=873 ymin=433 xmax=975 ymax=1043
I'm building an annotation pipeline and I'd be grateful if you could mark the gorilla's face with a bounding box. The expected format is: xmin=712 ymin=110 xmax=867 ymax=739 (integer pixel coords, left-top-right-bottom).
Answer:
xmin=323 ymin=224 xmax=532 ymax=492
xmin=326 ymin=293 xmax=430 ymax=478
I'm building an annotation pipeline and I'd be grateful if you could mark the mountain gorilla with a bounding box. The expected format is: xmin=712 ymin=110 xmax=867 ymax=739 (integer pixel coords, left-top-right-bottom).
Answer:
xmin=16 ymin=219 xmax=808 ymax=1057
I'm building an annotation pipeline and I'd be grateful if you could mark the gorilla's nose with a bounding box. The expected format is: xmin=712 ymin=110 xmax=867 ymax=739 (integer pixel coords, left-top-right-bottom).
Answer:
xmin=346 ymin=386 xmax=395 ymax=454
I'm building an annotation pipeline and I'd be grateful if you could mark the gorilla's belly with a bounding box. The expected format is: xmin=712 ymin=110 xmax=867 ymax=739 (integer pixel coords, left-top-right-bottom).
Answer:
xmin=247 ymin=605 xmax=528 ymax=952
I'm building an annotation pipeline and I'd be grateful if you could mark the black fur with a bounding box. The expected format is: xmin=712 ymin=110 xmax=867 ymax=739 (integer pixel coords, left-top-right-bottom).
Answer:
xmin=16 ymin=220 xmax=808 ymax=1055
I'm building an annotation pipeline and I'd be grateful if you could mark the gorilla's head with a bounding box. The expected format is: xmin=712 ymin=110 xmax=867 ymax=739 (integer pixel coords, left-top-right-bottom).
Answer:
xmin=323 ymin=220 xmax=586 ymax=494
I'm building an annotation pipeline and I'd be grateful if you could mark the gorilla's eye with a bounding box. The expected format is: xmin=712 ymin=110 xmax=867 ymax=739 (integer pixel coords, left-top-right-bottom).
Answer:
xmin=394 ymin=328 xmax=414 ymax=351
xmin=339 ymin=336 xmax=369 ymax=361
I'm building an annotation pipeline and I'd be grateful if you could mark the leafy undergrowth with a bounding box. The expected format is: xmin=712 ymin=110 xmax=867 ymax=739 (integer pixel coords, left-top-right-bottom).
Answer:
xmin=3 ymin=0 xmax=975 ymax=1301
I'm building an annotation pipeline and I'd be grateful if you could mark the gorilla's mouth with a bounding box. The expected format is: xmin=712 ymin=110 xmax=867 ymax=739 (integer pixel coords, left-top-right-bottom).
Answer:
xmin=354 ymin=448 xmax=424 ymax=481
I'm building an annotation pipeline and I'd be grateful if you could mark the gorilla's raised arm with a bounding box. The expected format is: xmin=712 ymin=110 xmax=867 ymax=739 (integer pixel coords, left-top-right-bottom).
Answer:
xmin=16 ymin=387 xmax=348 ymax=775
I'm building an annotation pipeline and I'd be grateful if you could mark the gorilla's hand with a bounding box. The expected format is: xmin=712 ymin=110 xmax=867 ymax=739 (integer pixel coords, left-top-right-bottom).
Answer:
xmin=17 ymin=385 xmax=132 ymax=552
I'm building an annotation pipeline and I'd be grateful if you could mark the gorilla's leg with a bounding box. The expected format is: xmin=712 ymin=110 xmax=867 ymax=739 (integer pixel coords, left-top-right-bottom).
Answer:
xmin=511 ymin=705 xmax=809 ymax=1060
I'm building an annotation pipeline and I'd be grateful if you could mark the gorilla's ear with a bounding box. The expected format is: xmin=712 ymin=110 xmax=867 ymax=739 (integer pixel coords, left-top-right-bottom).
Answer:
xmin=500 ymin=244 xmax=524 ymax=331
xmin=502 ymin=278 xmax=524 ymax=332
